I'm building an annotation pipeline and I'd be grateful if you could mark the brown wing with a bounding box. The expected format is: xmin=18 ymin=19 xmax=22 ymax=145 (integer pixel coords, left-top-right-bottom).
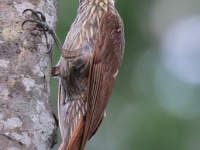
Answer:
xmin=80 ymin=11 xmax=124 ymax=149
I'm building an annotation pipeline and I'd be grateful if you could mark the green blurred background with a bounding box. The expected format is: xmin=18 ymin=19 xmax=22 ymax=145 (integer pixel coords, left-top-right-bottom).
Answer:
xmin=51 ymin=0 xmax=200 ymax=150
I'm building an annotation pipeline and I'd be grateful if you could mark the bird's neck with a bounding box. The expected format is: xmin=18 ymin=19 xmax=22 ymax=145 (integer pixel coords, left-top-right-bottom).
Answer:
xmin=79 ymin=0 xmax=115 ymax=6
xmin=78 ymin=0 xmax=116 ymax=18
xmin=63 ymin=0 xmax=117 ymax=52
xmin=78 ymin=0 xmax=115 ymax=13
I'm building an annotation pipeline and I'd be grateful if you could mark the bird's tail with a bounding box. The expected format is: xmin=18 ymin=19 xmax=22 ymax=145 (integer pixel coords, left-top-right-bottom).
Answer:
xmin=58 ymin=117 xmax=85 ymax=150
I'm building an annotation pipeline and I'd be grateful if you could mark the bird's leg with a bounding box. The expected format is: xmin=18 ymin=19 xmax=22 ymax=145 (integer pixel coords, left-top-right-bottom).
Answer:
xmin=22 ymin=9 xmax=63 ymax=53
xmin=51 ymin=48 xmax=83 ymax=77
xmin=23 ymin=9 xmax=83 ymax=58
xmin=22 ymin=9 xmax=84 ymax=77
xmin=51 ymin=66 xmax=60 ymax=77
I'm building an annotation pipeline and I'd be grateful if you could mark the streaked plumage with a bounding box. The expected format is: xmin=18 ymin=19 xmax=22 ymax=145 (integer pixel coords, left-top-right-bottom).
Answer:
xmin=53 ymin=0 xmax=125 ymax=149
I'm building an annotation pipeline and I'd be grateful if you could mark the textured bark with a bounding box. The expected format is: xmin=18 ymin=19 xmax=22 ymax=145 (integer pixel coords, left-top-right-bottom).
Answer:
xmin=0 ymin=0 xmax=58 ymax=149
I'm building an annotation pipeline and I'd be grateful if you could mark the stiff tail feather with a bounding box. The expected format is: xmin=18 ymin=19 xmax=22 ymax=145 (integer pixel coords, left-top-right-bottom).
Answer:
xmin=59 ymin=117 xmax=85 ymax=150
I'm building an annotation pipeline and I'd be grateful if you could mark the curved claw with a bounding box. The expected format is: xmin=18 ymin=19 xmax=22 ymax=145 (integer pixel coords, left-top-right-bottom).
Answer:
xmin=22 ymin=19 xmax=31 ymax=27
xmin=22 ymin=19 xmax=50 ymax=32
xmin=22 ymin=9 xmax=35 ymax=15
xmin=22 ymin=19 xmax=39 ymax=28
xmin=23 ymin=9 xmax=46 ymax=22
xmin=37 ymin=12 xmax=46 ymax=22
xmin=22 ymin=8 xmax=63 ymax=53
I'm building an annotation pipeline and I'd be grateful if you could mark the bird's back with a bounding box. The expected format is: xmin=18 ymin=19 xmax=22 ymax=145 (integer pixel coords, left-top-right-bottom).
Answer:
xmin=57 ymin=1 xmax=124 ymax=149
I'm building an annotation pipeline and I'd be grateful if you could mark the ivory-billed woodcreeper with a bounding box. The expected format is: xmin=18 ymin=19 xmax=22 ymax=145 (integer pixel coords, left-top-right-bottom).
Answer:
xmin=23 ymin=0 xmax=124 ymax=149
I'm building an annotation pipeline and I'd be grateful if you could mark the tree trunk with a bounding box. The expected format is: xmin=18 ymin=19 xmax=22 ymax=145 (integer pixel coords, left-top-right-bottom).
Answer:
xmin=0 ymin=0 xmax=58 ymax=149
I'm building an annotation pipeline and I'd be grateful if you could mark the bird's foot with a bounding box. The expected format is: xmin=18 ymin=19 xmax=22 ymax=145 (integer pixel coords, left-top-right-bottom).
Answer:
xmin=22 ymin=9 xmax=53 ymax=53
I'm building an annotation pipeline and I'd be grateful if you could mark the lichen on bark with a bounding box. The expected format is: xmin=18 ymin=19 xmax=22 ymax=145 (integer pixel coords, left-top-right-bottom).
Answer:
xmin=0 ymin=0 xmax=59 ymax=149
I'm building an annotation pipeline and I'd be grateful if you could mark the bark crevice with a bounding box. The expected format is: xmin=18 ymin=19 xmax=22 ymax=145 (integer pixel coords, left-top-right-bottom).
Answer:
xmin=0 ymin=0 xmax=59 ymax=149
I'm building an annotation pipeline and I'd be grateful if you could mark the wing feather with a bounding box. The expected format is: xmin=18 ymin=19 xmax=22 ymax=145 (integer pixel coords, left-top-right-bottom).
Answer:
xmin=81 ymin=11 xmax=124 ymax=149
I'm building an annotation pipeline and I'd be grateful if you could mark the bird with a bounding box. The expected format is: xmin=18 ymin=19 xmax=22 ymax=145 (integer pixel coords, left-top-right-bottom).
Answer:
xmin=23 ymin=0 xmax=124 ymax=149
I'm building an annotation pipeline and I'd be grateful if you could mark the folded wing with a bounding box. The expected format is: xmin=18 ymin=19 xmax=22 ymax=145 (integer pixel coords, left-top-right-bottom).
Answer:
xmin=81 ymin=11 xmax=125 ymax=150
